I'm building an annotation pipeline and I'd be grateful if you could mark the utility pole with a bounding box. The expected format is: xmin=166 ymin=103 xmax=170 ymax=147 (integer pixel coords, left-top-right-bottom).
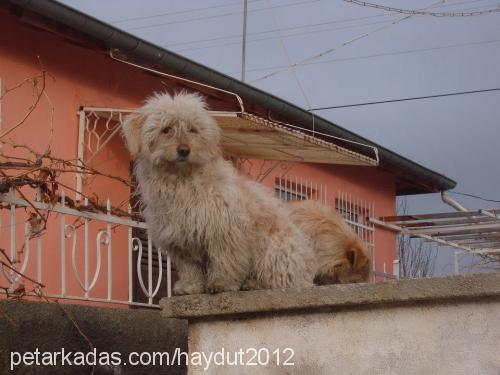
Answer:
xmin=241 ymin=0 xmax=248 ymax=82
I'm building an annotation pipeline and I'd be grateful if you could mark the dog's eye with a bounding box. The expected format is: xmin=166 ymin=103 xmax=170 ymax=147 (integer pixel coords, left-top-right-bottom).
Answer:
xmin=162 ymin=127 xmax=172 ymax=134
xmin=188 ymin=128 xmax=198 ymax=134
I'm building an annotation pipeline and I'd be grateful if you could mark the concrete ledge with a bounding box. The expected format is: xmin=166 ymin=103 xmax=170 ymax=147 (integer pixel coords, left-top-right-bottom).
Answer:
xmin=161 ymin=272 xmax=500 ymax=319
xmin=0 ymin=300 xmax=187 ymax=374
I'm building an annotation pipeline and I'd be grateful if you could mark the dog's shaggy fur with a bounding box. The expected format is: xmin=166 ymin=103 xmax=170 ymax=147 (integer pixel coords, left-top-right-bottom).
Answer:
xmin=287 ymin=200 xmax=371 ymax=284
xmin=122 ymin=92 xmax=316 ymax=295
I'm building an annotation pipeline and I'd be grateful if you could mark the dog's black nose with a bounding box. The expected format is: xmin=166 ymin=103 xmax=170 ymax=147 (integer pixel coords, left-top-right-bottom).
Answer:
xmin=177 ymin=144 xmax=190 ymax=158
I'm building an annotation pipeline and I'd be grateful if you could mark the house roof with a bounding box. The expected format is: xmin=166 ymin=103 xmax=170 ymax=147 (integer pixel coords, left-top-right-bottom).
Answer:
xmin=4 ymin=0 xmax=457 ymax=195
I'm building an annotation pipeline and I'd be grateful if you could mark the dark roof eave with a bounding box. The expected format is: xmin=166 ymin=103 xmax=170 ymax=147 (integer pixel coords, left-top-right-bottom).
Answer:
xmin=7 ymin=0 xmax=457 ymax=195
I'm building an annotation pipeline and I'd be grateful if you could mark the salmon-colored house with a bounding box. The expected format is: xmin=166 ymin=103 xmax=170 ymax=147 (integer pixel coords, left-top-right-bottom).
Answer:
xmin=0 ymin=0 xmax=456 ymax=308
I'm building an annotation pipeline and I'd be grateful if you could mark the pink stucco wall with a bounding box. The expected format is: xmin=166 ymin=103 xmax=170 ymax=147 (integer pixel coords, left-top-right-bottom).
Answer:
xmin=0 ymin=9 xmax=396 ymax=305
xmin=0 ymin=9 xmax=165 ymax=303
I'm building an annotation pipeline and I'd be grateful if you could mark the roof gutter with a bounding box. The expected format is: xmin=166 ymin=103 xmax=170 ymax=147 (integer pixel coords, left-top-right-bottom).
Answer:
xmin=8 ymin=0 xmax=456 ymax=194
xmin=441 ymin=191 xmax=467 ymax=212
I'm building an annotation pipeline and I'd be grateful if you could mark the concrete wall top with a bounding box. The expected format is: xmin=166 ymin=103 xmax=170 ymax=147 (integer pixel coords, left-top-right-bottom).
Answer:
xmin=161 ymin=273 xmax=500 ymax=320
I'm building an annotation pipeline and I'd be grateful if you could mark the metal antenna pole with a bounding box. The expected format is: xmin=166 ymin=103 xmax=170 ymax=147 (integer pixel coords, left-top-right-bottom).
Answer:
xmin=241 ymin=0 xmax=248 ymax=82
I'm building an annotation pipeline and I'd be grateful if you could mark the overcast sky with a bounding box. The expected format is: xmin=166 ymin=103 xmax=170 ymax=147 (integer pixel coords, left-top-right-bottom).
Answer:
xmin=59 ymin=0 xmax=500 ymax=275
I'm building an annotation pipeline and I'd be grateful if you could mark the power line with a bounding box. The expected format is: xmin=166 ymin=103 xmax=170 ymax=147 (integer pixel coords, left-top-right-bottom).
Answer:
xmin=266 ymin=0 xmax=311 ymax=108
xmin=165 ymin=13 xmax=396 ymax=48
xmin=125 ymin=0 xmax=319 ymax=31
xmin=250 ymin=0 xmax=438 ymax=83
xmin=450 ymin=191 xmax=500 ymax=204
xmin=110 ymin=0 xmax=265 ymax=23
xmin=249 ymin=0 xmax=491 ymax=83
xmin=308 ymin=87 xmax=500 ymax=111
xmin=226 ymin=38 xmax=500 ymax=74
xmin=162 ymin=0 xmax=485 ymax=48
xmin=175 ymin=19 xmax=393 ymax=53
xmin=175 ymin=4 xmax=498 ymax=53
xmin=112 ymin=0 xmax=484 ymax=25
xmin=343 ymin=0 xmax=500 ymax=17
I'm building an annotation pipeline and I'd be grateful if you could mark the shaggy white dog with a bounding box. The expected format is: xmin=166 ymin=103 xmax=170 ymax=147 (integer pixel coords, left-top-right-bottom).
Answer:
xmin=122 ymin=92 xmax=315 ymax=295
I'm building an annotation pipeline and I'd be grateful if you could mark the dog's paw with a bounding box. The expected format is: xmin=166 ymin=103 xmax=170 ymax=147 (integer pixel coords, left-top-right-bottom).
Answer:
xmin=173 ymin=281 xmax=204 ymax=295
xmin=206 ymin=279 xmax=240 ymax=294
xmin=240 ymin=278 xmax=260 ymax=291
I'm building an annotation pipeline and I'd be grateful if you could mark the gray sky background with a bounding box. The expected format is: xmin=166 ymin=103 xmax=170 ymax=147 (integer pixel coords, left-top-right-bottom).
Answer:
xmin=59 ymin=0 xmax=500 ymax=275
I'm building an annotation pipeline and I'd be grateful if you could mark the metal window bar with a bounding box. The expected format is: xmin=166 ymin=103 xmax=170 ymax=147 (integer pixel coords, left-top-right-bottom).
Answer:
xmin=275 ymin=174 xmax=327 ymax=204
xmin=0 ymin=189 xmax=171 ymax=308
xmin=335 ymin=191 xmax=382 ymax=279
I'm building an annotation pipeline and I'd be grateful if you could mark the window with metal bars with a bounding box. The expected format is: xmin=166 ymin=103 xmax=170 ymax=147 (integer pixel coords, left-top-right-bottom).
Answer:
xmin=274 ymin=175 xmax=327 ymax=204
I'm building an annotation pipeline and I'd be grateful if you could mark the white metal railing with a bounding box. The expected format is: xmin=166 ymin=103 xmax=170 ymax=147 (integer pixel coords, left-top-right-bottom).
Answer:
xmin=276 ymin=174 xmax=327 ymax=204
xmin=0 ymin=189 xmax=171 ymax=308
xmin=1 ymin=183 xmax=393 ymax=308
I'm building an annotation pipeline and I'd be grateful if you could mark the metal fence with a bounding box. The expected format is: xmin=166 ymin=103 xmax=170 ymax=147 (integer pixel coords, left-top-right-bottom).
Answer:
xmin=275 ymin=174 xmax=327 ymax=204
xmin=0 ymin=189 xmax=171 ymax=308
xmin=1 ymin=179 xmax=393 ymax=308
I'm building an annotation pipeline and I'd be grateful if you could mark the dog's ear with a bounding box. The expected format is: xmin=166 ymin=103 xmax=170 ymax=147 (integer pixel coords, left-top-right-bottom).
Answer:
xmin=121 ymin=113 xmax=145 ymax=156
xmin=346 ymin=249 xmax=357 ymax=267
xmin=346 ymin=244 xmax=369 ymax=269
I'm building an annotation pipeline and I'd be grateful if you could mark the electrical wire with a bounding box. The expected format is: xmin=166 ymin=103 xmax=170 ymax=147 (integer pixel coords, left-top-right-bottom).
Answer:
xmin=267 ymin=0 xmax=311 ymax=108
xmin=110 ymin=0 xmax=266 ymax=23
xmin=163 ymin=0 xmax=487 ymax=50
xmin=165 ymin=13 xmax=397 ymax=48
xmin=343 ymin=0 xmax=500 ymax=17
xmin=175 ymin=18 xmax=393 ymax=53
xmin=450 ymin=191 xmax=500 ymax=204
xmin=308 ymin=87 xmax=500 ymax=111
xmin=250 ymin=0 xmax=447 ymax=83
xmin=226 ymin=38 xmax=500 ymax=74
xmin=115 ymin=0 xmax=485 ymax=34
xmin=124 ymin=0 xmax=319 ymax=31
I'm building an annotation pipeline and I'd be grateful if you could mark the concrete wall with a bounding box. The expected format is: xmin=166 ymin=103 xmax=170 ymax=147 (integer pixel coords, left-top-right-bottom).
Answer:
xmin=0 ymin=301 xmax=187 ymax=374
xmin=162 ymin=273 xmax=500 ymax=375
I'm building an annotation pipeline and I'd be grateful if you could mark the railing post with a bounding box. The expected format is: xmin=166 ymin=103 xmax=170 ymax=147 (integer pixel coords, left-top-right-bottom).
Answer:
xmin=393 ymin=259 xmax=400 ymax=279
xmin=166 ymin=254 xmax=172 ymax=298
xmin=36 ymin=187 xmax=43 ymax=285
xmin=147 ymin=234 xmax=153 ymax=305
xmin=9 ymin=188 xmax=16 ymax=289
xmin=106 ymin=198 xmax=112 ymax=301
xmin=76 ymin=110 xmax=85 ymax=202
xmin=128 ymin=205 xmax=133 ymax=304
xmin=60 ymin=190 xmax=66 ymax=296
xmin=84 ymin=197 xmax=89 ymax=299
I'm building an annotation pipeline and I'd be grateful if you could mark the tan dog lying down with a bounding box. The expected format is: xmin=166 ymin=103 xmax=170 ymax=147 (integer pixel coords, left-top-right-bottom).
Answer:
xmin=287 ymin=200 xmax=371 ymax=284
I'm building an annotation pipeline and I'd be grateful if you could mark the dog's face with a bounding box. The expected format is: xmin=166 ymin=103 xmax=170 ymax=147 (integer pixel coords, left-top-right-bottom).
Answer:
xmin=122 ymin=92 xmax=221 ymax=167
xmin=312 ymin=241 xmax=371 ymax=285
xmin=336 ymin=243 xmax=371 ymax=283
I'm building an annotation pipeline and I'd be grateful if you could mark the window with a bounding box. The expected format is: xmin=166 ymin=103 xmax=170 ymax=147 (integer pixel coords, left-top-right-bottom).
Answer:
xmin=274 ymin=175 xmax=326 ymax=204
